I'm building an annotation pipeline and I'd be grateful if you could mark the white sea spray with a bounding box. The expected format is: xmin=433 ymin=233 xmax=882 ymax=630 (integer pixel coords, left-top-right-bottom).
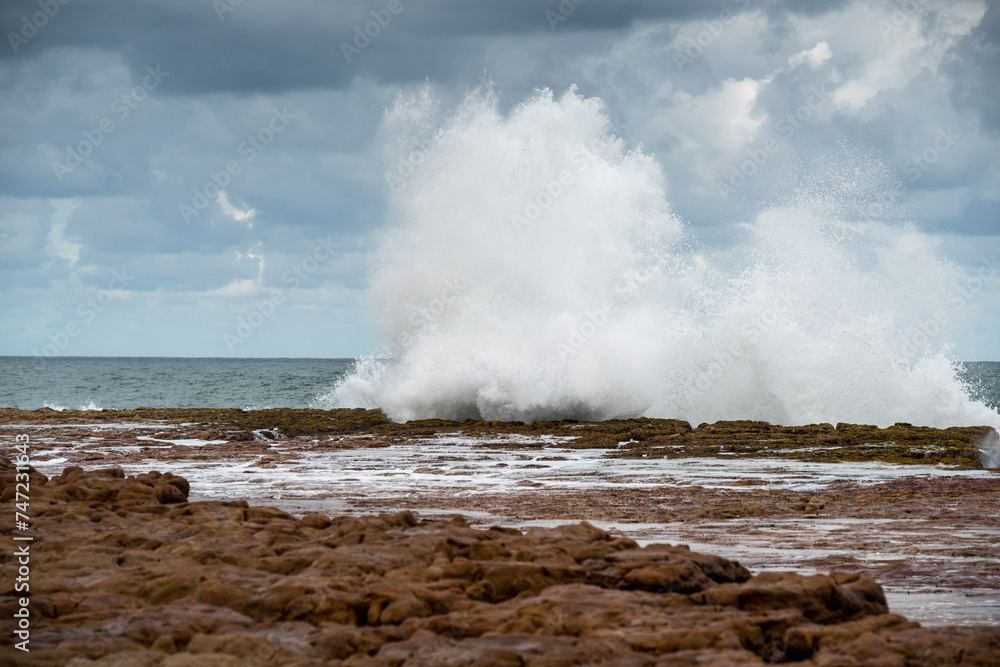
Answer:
xmin=321 ymin=86 xmax=1000 ymax=434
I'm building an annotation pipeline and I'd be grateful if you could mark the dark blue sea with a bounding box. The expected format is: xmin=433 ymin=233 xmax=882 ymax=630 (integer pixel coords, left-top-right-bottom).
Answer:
xmin=0 ymin=357 xmax=353 ymax=410
xmin=0 ymin=356 xmax=997 ymax=415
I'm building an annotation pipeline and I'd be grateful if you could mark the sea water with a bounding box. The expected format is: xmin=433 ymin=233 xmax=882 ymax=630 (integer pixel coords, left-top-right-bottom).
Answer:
xmin=0 ymin=356 xmax=352 ymax=410
xmin=1 ymin=356 xmax=995 ymax=419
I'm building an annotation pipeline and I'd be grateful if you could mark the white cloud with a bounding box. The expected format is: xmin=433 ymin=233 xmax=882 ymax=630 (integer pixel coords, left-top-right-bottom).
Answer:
xmin=816 ymin=1 xmax=988 ymax=111
xmin=788 ymin=41 xmax=832 ymax=68
xmin=197 ymin=249 xmax=267 ymax=298
xmin=202 ymin=278 xmax=263 ymax=298
xmin=218 ymin=190 xmax=256 ymax=226
xmin=643 ymin=76 xmax=771 ymax=197
xmin=892 ymin=227 xmax=940 ymax=258
xmin=656 ymin=77 xmax=767 ymax=153
xmin=235 ymin=247 xmax=266 ymax=282
xmin=45 ymin=199 xmax=82 ymax=265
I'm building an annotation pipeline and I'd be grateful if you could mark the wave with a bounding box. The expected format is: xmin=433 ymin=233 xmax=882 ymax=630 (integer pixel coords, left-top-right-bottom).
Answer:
xmin=319 ymin=86 xmax=1000 ymax=432
xmin=42 ymin=400 xmax=104 ymax=411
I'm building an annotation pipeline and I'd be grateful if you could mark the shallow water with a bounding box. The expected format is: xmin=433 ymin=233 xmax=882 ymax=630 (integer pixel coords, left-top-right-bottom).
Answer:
xmin=27 ymin=433 xmax=992 ymax=499
xmin=18 ymin=426 xmax=996 ymax=628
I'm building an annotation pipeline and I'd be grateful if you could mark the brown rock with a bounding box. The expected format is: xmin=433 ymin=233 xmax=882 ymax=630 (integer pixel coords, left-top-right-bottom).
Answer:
xmin=193 ymin=582 xmax=254 ymax=614
xmin=3 ymin=462 xmax=995 ymax=667
xmin=469 ymin=562 xmax=548 ymax=602
xmin=113 ymin=479 xmax=157 ymax=502
xmin=154 ymin=482 xmax=188 ymax=504
xmin=693 ymin=571 xmax=887 ymax=623
xmin=160 ymin=472 xmax=190 ymax=497
xmin=252 ymin=556 xmax=313 ymax=575
xmin=375 ymin=593 xmax=432 ymax=624
xmin=621 ymin=562 xmax=712 ymax=594
xmin=298 ymin=513 xmax=332 ymax=530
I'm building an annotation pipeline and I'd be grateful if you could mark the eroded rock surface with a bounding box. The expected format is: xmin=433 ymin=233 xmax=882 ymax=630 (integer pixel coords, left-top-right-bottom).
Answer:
xmin=2 ymin=407 xmax=995 ymax=467
xmin=1 ymin=461 xmax=998 ymax=666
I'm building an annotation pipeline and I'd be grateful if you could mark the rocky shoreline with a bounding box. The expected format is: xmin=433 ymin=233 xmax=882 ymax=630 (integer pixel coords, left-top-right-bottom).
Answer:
xmin=1 ymin=409 xmax=998 ymax=664
xmin=2 ymin=460 xmax=999 ymax=666
xmin=1 ymin=407 xmax=995 ymax=467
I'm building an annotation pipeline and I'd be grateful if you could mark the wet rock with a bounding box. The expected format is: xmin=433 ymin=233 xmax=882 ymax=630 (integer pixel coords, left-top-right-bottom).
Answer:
xmin=694 ymin=571 xmax=888 ymax=624
xmin=1 ymin=463 xmax=997 ymax=666
xmin=0 ymin=457 xmax=188 ymax=506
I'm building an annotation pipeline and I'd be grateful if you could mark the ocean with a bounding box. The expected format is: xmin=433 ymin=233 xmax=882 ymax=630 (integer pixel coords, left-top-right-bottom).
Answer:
xmin=0 ymin=357 xmax=353 ymax=411
xmin=0 ymin=356 xmax=997 ymax=423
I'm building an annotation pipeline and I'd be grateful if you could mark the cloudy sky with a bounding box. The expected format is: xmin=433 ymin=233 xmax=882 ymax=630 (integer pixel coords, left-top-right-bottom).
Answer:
xmin=1 ymin=0 xmax=998 ymax=359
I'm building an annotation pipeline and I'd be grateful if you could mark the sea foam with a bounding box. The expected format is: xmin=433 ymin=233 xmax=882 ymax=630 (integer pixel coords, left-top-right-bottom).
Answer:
xmin=322 ymin=86 xmax=1000 ymax=430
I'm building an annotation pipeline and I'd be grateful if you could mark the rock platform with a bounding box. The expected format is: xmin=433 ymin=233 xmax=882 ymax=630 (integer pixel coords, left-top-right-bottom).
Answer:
xmin=2 ymin=459 xmax=999 ymax=666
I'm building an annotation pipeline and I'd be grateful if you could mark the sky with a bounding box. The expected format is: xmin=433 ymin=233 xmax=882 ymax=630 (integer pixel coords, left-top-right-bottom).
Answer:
xmin=0 ymin=0 xmax=998 ymax=359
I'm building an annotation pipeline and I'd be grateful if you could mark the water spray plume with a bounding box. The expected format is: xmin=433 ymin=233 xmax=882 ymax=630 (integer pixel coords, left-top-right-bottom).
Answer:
xmin=321 ymin=86 xmax=1000 ymax=435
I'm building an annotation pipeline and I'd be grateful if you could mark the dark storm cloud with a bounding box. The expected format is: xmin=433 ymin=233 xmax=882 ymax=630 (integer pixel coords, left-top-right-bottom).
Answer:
xmin=1 ymin=0 xmax=859 ymax=95
xmin=946 ymin=1 xmax=1000 ymax=131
